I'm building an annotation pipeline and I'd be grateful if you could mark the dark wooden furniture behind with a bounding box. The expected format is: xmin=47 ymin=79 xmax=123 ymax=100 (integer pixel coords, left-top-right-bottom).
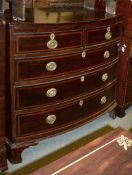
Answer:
xmin=0 ymin=17 xmax=7 ymax=171
xmin=5 ymin=1 xmax=122 ymax=163
xmin=116 ymin=0 xmax=132 ymax=117
xmin=0 ymin=0 xmax=4 ymax=14
xmin=29 ymin=127 xmax=132 ymax=175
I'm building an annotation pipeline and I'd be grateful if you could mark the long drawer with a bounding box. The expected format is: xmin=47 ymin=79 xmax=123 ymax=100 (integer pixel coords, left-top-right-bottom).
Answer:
xmin=15 ymin=30 xmax=83 ymax=54
xmin=17 ymin=86 xmax=115 ymax=137
xmin=15 ymin=64 xmax=117 ymax=109
xmin=16 ymin=44 xmax=118 ymax=81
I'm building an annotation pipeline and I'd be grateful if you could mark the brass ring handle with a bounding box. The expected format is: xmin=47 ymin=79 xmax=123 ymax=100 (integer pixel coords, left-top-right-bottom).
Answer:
xmin=47 ymin=40 xmax=58 ymax=49
xmin=105 ymin=27 xmax=112 ymax=40
xmin=100 ymin=96 xmax=107 ymax=105
xmin=47 ymin=33 xmax=58 ymax=49
xmin=46 ymin=115 xmax=56 ymax=125
xmin=46 ymin=62 xmax=57 ymax=71
xmin=104 ymin=50 xmax=110 ymax=59
xmin=102 ymin=73 xmax=108 ymax=82
xmin=46 ymin=88 xmax=57 ymax=98
xmin=105 ymin=31 xmax=112 ymax=40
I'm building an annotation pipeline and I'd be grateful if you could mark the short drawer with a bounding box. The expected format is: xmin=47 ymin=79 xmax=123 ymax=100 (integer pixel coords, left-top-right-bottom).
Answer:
xmin=15 ymin=30 xmax=83 ymax=54
xmin=16 ymin=65 xmax=117 ymax=109
xmin=16 ymin=44 xmax=118 ymax=81
xmin=86 ymin=24 xmax=122 ymax=45
xmin=17 ymin=87 xmax=115 ymax=136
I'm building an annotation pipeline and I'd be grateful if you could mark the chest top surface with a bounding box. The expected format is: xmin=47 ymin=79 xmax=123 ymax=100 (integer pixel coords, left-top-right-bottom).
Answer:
xmin=5 ymin=7 xmax=122 ymax=25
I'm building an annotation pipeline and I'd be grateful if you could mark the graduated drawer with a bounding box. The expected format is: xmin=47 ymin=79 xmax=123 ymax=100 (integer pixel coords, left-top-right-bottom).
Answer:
xmin=16 ymin=44 xmax=118 ymax=81
xmin=86 ymin=24 xmax=122 ymax=45
xmin=17 ymin=87 xmax=115 ymax=137
xmin=15 ymin=30 xmax=83 ymax=54
xmin=15 ymin=65 xmax=117 ymax=109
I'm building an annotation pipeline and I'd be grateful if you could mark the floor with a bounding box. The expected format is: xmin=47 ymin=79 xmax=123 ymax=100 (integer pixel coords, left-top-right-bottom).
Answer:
xmin=5 ymin=105 xmax=132 ymax=173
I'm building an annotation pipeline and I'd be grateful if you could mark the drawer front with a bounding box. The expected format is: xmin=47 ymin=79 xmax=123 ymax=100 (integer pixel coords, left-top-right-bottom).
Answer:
xmin=16 ymin=65 xmax=117 ymax=109
xmin=86 ymin=24 xmax=122 ymax=45
xmin=17 ymin=87 xmax=115 ymax=136
xmin=125 ymin=82 xmax=132 ymax=104
xmin=16 ymin=44 xmax=118 ymax=81
xmin=15 ymin=31 xmax=83 ymax=54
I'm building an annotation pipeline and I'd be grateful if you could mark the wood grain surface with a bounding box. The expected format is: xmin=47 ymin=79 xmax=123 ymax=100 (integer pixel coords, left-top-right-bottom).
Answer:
xmin=0 ymin=18 xmax=7 ymax=171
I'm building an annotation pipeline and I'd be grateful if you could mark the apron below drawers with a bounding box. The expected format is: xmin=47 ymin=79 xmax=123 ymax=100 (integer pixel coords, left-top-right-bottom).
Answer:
xmin=17 ymin=86 xmax=115 ymax=137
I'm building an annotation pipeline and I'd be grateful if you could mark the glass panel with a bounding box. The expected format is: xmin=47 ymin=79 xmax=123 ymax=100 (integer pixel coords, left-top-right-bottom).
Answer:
xmin=105 ymin=0 xmax=116 ymax=15
xmin=84 ymin=0 xmax=96 ymax=9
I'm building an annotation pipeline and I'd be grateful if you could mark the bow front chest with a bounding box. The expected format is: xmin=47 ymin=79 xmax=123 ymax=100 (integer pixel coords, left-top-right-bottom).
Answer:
xmin=5 ymin=8 xmax=122 ymax=163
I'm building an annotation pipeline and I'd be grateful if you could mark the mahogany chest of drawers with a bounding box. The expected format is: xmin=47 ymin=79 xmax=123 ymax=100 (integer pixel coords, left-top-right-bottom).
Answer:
xmin=5 ymin=8 xmax=122 ymax=163
xmin=0 ymin=18 xmax=7 ymax=171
